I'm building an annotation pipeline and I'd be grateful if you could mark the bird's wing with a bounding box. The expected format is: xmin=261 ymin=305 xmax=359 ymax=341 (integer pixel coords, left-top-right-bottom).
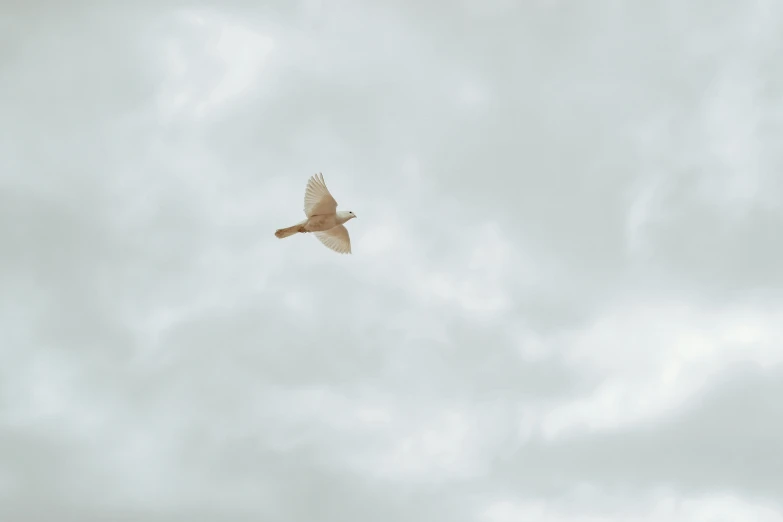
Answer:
xmin=314 ymin=225 xmax=351 ymax=254
xmin=303 ymin=172 xmax=338 ymax=217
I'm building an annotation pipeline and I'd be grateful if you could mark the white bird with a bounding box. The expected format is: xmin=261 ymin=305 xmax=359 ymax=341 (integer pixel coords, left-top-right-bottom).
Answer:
xmin=274 ymin=172 xmax=356 ymax=254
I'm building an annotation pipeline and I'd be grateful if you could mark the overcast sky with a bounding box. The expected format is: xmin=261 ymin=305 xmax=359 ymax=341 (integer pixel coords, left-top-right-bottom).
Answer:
xmin=2 ymin=1 xmax=783 ymax=520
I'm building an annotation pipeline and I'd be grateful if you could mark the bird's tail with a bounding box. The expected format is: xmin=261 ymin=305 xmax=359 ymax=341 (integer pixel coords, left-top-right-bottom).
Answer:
xmin=275 ymin=224 xmax=303 ymax=239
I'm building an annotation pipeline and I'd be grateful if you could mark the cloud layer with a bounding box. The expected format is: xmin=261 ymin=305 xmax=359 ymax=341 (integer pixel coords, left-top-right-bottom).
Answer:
xmin=2 ymin=1 xmax=782 ymax=520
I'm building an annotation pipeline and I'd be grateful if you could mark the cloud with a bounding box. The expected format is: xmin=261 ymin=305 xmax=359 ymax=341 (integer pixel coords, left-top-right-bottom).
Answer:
xmin=1 ymin=0 xmax=782 ymax=520
xmin=487 ymin=362 xmax=783 ymax=504
xmin=482 ymin=493 xmax=783 ymax=522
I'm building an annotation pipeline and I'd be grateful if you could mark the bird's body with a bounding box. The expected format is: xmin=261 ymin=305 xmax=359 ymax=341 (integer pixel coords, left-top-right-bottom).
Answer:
xmin=274 ymin=173 xmax=356 ymax=254
xmin=274 ymin=210 xmax=353 ymax=236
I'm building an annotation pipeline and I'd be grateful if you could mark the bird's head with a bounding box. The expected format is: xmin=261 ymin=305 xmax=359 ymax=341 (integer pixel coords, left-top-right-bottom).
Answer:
xmin=338 ymin=210 xmax=357 ymax=222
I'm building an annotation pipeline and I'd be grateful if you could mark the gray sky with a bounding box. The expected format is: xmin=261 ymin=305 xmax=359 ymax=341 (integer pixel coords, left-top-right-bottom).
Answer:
xmin=2 ymin=1 xmax=783 ymax=520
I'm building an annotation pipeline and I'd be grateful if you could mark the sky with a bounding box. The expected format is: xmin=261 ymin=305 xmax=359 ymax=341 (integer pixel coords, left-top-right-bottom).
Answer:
xmin=1 ymin=0 xmax=782 ymax=520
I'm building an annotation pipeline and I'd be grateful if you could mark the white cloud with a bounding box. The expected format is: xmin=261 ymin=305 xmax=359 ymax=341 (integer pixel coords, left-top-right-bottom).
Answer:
xmin=542 ymin=301 xmax=783 ymax=439
xmin=411 ymin=222 xmax=526 ymax=318
xmin=157 ymin=9 xmax=274 ymax=121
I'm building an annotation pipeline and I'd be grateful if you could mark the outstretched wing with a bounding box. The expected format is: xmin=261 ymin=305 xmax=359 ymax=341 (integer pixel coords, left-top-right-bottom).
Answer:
xmin=303 ymin=172 xmax=338 ymax=217
xmin=314 ymin=225 xmax=351 ymax=254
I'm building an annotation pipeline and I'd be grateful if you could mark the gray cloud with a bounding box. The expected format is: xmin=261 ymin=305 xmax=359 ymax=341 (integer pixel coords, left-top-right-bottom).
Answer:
xmin=489 ymin=362 xmax=783 ymax=500
xmin=2 ymin=1 xmax=782 ymax=520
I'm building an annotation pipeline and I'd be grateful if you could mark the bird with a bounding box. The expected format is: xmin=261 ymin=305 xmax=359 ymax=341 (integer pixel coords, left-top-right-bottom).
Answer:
xmin=274 ymin=172 xmax=356 ymax=254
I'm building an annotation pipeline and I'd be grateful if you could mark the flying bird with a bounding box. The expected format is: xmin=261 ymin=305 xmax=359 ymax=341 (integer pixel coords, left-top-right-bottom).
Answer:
xmin=274 ymin=172 xmax=356 ymax=254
